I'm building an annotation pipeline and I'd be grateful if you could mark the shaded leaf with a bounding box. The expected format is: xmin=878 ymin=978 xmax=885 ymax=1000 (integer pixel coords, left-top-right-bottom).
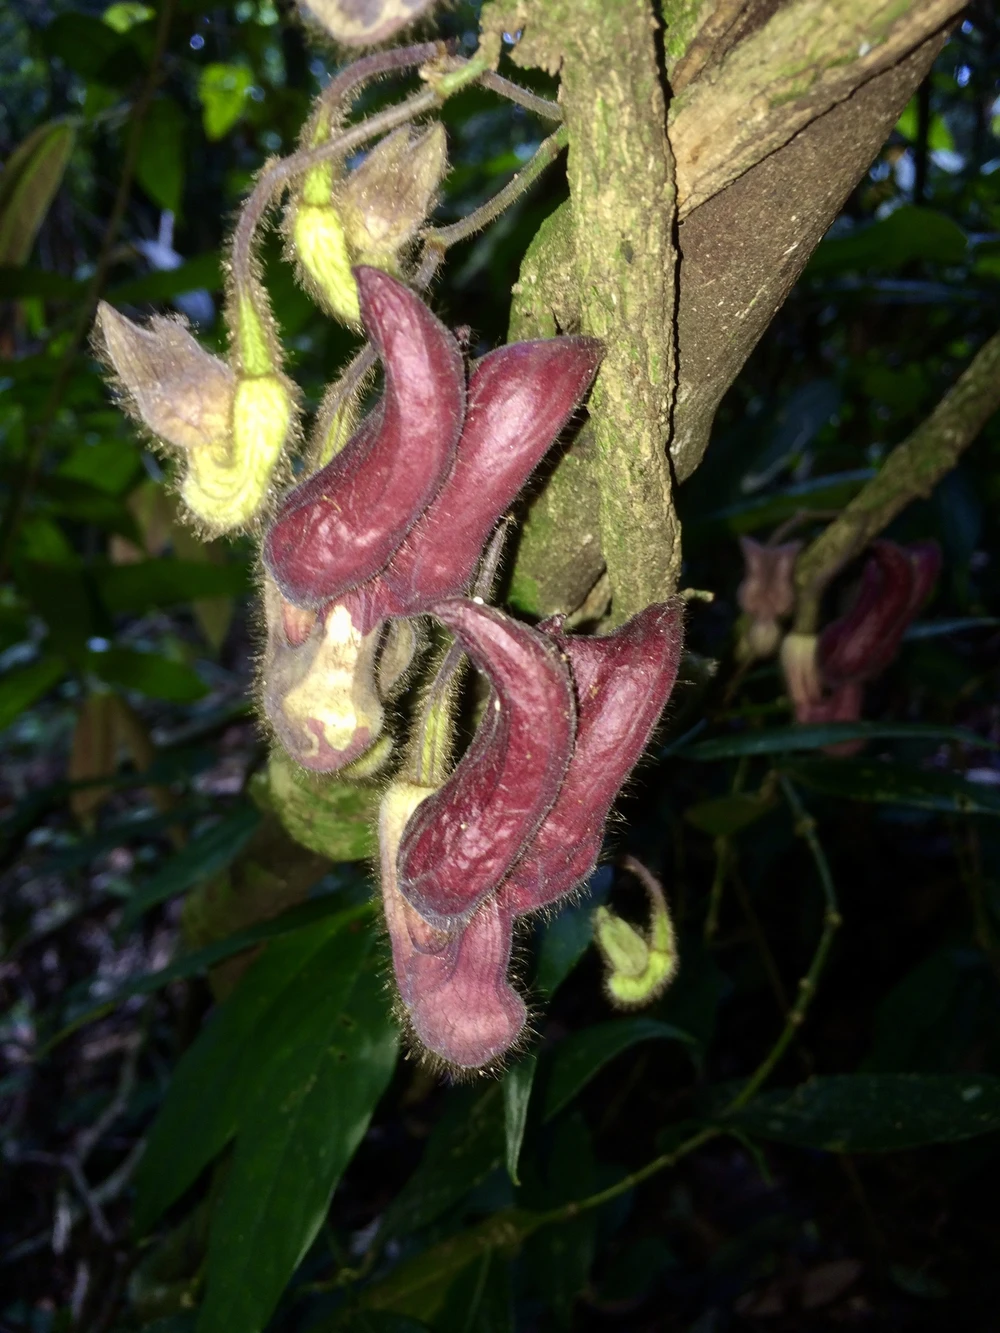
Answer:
xmin=88 ymin=646 xmax=208 ymax=702
xmin=682 ymin=722 xmax=994 ymax=761
xmin=135 ymin=96 xmax=185 ymax=215
xmin=724 ymin=1074 xmax=1000 ymax=1151
xmin=122 ymin=804 xmax=261 ymax=928
xmin=808 ymin=207 xmax=967 ymax=277
xmin=0 ymin=656 xmax=66 ymax=732
xmin=196 ymin=927 xmax=398 ymax=1333
xmin=95 ymin=559 xmax=250 ymax=614
xmin=134 ymin=904 xmax=371 ymax=1231
xmin=542 ymin=1018 xmax=695 ymax=1123
xmin=435 ymin=1247 xmax=513 ymax=1333
xmin=380 ymin=1087 xmax=505 ymax=1240
xmin=684 ymin=792 xmax=774 ymax=836
xmin=785 ymin=758 xmax=1000 ymax=816
xmin=107 ymin=252 xmax=223 ymax=304
xmin=503 ymin=1054 xmax=536 ymax=1186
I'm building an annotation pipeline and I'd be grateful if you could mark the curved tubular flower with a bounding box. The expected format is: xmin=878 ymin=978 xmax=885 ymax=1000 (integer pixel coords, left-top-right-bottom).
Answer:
xmin=260 ymin=577 xmax=384 ymax=773
xmin=397 ymin=598 xmax=575 ymax=931
xmin=736 ymin=536 xmax=802 ymax=661
xmin=263 ymin=268 xmax=465 ymax=607
xmin=499 ymin=600 xmax=685 ymax=917
xmin=380 ymin=782 xmax=525 ymax=1070
xmin=818 ymin=539 xmax=940 ymax=686
xmin=333 ymin=336 xmax=603 ymax=635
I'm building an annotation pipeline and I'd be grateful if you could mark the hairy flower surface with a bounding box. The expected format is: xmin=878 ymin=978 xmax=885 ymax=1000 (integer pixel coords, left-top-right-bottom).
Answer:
xmin=818 ymin=540 xmax=940 ymax=686
xmin=397 ymin=598 xmax=575 ymax=931
xmin=380 ymin=781 xmax=525 ymax=1069
xmin=343 ymin=336 xmax=603 ymax=633
xmin=263 ymin=268 xmax=464 ymax=607
xmin=96 ymin=303 xmax=293 ymax=532
xmin=499 ymin=600 xmax=684 ymax=916
xmin=261 ymin=577 xmax=384 ymax=772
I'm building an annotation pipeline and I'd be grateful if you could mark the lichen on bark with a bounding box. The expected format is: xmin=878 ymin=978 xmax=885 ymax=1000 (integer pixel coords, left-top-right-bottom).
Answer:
xmin=484 ymin=0 xmax=682 ymax=622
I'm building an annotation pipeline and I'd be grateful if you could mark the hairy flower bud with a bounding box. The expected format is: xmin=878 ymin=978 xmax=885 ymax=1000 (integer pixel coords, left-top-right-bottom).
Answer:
xmin=498 ymin=601 xmax=684 ymax=916
xmin=96 ymin=292 xmax=294 ymax=532
xmin=292 ymin=198 xmax=359 ymax=325
xmin=263 ymin=269 xmax=464 ymax=607
xmin=380 ymin=781 xmax=525 ymax=1070
xmin=340 ymin=124 xmax=447 ymax=270
xmin=594 ymin=860 xmax=678 ymax=1010
xmin=261 ymin=578 xmax=384 ymax=773
xmin=736 ymin=537 xmax=802 ymax=662
xmin=397 ymin=598 xmax=575 ymax=931
xmin=302 ymin=0 xmax=441 ymax=46
xmin=818 ymin=539 xmax=940 ymax=686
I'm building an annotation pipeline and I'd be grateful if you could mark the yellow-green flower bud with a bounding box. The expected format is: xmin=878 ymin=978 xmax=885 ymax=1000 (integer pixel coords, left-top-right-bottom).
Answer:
xmin=292 ymin=201 xmax=360 ymax=325
xmin=594 ymin=860 xmax=678 ymax=1010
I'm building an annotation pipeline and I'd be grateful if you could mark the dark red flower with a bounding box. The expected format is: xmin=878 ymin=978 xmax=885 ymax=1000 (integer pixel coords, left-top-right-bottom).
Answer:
xmin=818 ymin=539 xmax=940 ymax=686
xmin=499 ymin=600 xmax=684 ymax=916
xmin=396 ymin=598 xmax=576 ymax=931
xmin=263 ymin=267 xmax=465 ymax=607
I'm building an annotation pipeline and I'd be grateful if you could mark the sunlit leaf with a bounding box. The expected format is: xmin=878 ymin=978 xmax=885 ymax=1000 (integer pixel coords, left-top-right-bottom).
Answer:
xmin=0 ymin=118 xmax=76 ymax=266
xmin=198 ymin=64 xmax=253 ymax=141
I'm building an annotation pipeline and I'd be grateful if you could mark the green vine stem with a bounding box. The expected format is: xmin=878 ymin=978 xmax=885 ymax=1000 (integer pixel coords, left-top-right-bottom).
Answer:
xmin=725 ymin=775 xmax=841 ymax=1112
xmin=794 ymin=327 xmax=1000 ymax=634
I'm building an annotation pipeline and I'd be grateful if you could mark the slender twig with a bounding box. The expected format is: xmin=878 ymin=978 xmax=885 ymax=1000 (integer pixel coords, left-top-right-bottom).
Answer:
xmin=725 ymin=776 xmax=841 ymax=1112
xmin=421 ymin=124 xmax=569 ymax=251
xmin=0 ymin=0 xmax=177 ymax=578
xmin=478 ymin=70 xmax=562 ymax=121
xmin=794 ymin=328 xmax=1000 ymax=633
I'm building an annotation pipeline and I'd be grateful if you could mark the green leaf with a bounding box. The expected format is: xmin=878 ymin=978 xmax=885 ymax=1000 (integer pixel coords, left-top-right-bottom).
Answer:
xmin=701 ymin=469 xmax=873 ymax=535
xmin=542 ymin=1018 xmax=696 ymax=1123
xmin=0 ymin=657 xmax=66 ymax=731
xmin=435 ymin=1248 xmax=513 ymax=1333
xmin=88 ymin=647 xmax=208 ymax=702
xmin=42 ymin=13 xmax=136 ymax=82
xmin=122 ymin=804 xmax=261 ymax=928
xmin=808 ymin=207 xmax=968 ymax=277
xmin=503 ymin=1054 xmax=536 ymax=1186
xmin=134 ymin=905 xmax=371 ymax=1232
xmin=95 ymin=559 xmax=250 ymax=614
xmin=57 ymin=438 xmax=142 ymax=494
xmin=49 ymin=893 xmax=370 ymax=1052
xmin=684 ymin=792 xmax=774 ymax=836
xmin=681 ymin=722 xmax=995 ymax=761
xmin=107 ymin=252 xmax=223 ymax=303
xmin=135 ymin=96 xmax=185 ymax=215
xmin=533 ymin=876 xmax=610 ymax=996
xmin=380 ymin=1086 xmax=505 ymax=1240
xmin=0 ymin=118 xmax=76 ymax=266
xmin=357 ymin=1210 xmax=544 ymax=1324
xmin=724 ymin=1074 xmax=1000 ymax=1151
xmin=197 ymin=929 xmax=398 ymax=1333
xmin=0 ymin=266 xmax=83 ymax=299
xmin=785 ymin=758 xmax=1000 ymax=816
xmin=198 ymin=64 xmax=253 ymax=141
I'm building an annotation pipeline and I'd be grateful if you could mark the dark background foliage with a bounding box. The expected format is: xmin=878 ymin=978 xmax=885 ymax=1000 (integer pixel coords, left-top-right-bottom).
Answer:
xmin=2 ymin=1 xmax=1000 ymax=1329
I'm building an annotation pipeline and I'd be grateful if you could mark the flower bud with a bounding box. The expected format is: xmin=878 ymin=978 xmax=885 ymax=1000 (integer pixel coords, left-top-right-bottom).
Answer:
xmin=260 ymin=578 xmax=384 ymax=773
xmin=736 ymin=537 xmax=802 ymax=662
xmin=379 ymin=780 xmax=525 ymax=1070
xmin=780 ymin=632 xmax=822 ymax=713
xmin=302 ymin=0 xmax=440 ymax=46
xmin=96 ymin=289 xmax=295 ymax=533
xmin=338 ymin=124 xmax=447 ymax=270
xmin=263 ymin=268 xmax=465 ymax=607
xmin=594 ymin=861 xmax=678 ymax=1010
xmin=397 ymin=598 xmax=576 ymax=931
xmin=818 ymin=539 xmax=940 ymax=686
xmin=498 ymin=600 xmax=684 ymax=917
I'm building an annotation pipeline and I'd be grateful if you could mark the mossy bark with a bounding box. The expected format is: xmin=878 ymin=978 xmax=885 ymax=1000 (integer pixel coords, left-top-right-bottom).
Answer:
xmin=485 ymin=0 xmax=682 ymax=622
